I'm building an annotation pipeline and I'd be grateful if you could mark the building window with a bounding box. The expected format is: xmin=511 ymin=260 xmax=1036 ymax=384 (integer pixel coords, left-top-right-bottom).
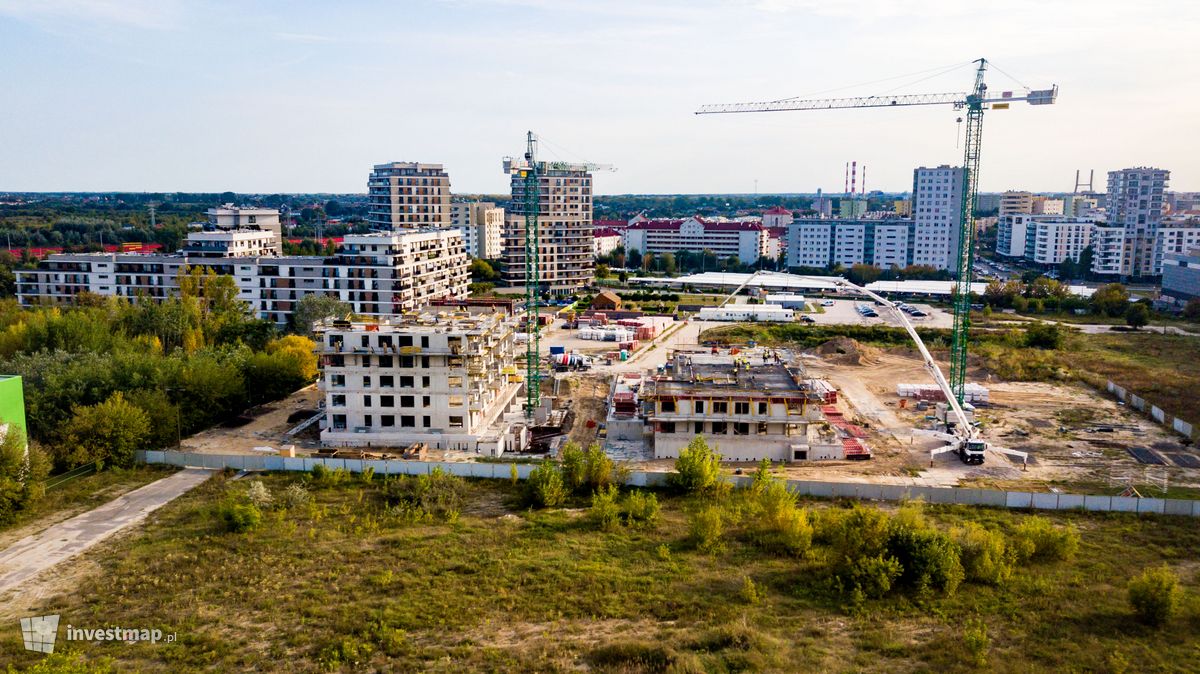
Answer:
xmin=449 ymin=416 xmax=464 ymax=428
xmin=331 ymin=395 xmax=346 ymax=407
xmin=694 ymin=421 xmax=704 ymax=434
xmin=423 ymin=416 xmax=431 ymax=428
xmin=422 ymin=395 xmax=431 ymax=408
xmin=380 ymin=395 xmax=394 ymax=407
xmin=449 ymin=395 xmax=464 ymax=407
xmin=712 ymin=401 xmax=728 ymax=414
xmin=380 ymin=376 xmax=394 ymax=388
xmin=363 ymin=395 xmax=372 ymax=407
xmin=401 ymin=395 xmax=414 ymax=408
xmin=378 ymin=356 xmax=393 ymax=368
xmin=733 ymin=422 xmax=750 ymax=436
xmin=400 ymin=356 xmax=414 ymax=368
xmin=422 ymin=356 xmax=430 ymax=368
xmin=661 ymin=422 xmax=676 ymax=434
xmin=693 ymin=400 xmax=705 ymax=414
xmin=381 ymin=415 xmax=395 ymax=427
xmin=400 ymin=376 xmax=414 ymax=387
xmin=422 ymin=376 xmax=430 ymax=388
xmin=401 ymin=415 xmax=415 ymax=428
xmin=661 ymin=400 xmax=676 ymax=413
xmin=758 ymin=402 xmax=768 ymax=415
xmin=758 ymin=422 xmax=768 ymax=435
xmin=448 ymin=376 xmax=463 ymax=388
xmin=332 ymin=414 xmax=346 ymax=430
xmin=734 ymin=402 xmax=750 ymax=415
xmin=362 ymin=376 xmax=371 ymax=387
xmin=712 ymin=421 xmax=727 ymax=434
xmin=361 ymin=335 xmax=370 ymax=348
xmin=363 ymin=415 xmax=372 ymax=427
xmin=421 ymin=336 xmax=430 ymax=348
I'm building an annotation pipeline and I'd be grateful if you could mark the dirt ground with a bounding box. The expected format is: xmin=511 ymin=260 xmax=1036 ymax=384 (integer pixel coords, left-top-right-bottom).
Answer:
xmin=797 ymin=347 xmax=1198 ymax=489
xmin=561 ymin=374 xmax=611 ymax=451
xmin=182 ymin=385 xmax=322 ymax=455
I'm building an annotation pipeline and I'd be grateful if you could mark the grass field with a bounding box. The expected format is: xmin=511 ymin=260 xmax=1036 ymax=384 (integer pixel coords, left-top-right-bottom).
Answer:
xmin=5 ymin=471 xmax=1198 ymax=673
xmin=0 ymin=465 xmax=178 ymax=537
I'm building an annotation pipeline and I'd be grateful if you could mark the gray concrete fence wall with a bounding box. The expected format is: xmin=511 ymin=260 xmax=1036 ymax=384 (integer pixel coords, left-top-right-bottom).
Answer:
xmin=136 ymin=450 xmax=1200 ymax=518
xmin=1107 ymin=380 xmax=1196 ymax=440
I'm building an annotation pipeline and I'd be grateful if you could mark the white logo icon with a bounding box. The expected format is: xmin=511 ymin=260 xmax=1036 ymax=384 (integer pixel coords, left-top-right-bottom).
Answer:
xmin=20 ymin=614 xmax=59 ymax=653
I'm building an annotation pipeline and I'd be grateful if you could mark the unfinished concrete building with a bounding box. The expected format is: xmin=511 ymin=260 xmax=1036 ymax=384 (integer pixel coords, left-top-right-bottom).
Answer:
xmin=314 ymin=312 xmax=525 ymax=455
xmin=641 ymin=352 xmax=854 ymax=462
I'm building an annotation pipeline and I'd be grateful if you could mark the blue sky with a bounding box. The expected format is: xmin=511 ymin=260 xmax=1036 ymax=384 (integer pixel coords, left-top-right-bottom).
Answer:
xmin=1 ymin=0 xmax=1196 ymax=194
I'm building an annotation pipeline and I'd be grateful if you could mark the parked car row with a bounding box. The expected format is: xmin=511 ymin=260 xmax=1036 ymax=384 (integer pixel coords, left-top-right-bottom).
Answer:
xmin=895 ymin=302 xmax=928 ymax=318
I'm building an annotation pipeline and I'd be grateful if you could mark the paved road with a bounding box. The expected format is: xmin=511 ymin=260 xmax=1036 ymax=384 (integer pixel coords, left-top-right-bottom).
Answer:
xmin=0 ymin=467 xmax=214 ymax=596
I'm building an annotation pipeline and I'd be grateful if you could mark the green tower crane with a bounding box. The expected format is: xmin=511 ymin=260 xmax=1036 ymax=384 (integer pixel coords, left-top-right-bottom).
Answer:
xmin=504 ymin=132 xmax=613 ymax=418
xmin=695 ymin=58 xmax=1057 ymax=404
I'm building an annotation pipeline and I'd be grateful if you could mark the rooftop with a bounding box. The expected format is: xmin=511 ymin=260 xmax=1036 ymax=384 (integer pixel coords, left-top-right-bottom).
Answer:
xmin=313 ymin=311 xmax=512 ymax=336
xmin=649 ymin=353 xmax=806 ymax=398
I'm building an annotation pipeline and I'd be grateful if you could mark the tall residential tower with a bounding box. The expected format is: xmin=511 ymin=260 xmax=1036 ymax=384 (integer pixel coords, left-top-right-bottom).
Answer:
xmin=501 ymin=159 xmax=596 ymax=295
xmin=367 ymin=162 xmax=453 ymax=230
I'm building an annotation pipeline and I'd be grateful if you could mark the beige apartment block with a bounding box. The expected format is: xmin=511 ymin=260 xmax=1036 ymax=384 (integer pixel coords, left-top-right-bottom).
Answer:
xmin=367 ymin=162 xmax=453 ymax=230
xmin=998 ymin=191 xmax=1033 ymax=217
xmin=206 ymin=204 xmax=283 ymax=254
xmin=314 ymin=312 xmax=525 ymax=455
xmin=502 ymin=166 xmax=595 ymax=295
xmin=450 ymin=201 xmax=505 ymax=259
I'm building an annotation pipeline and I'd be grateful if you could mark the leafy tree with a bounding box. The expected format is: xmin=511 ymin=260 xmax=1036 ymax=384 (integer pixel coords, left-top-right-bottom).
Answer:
xmin=1091 ymin=283 xmax=1130 ymax=317
xmin=524 ymin=462 xmax=566 ymax=508
xmin=595 ymin=263 xmax=610 ymax=279
xmin=628 ymin=249 xmax=643 ymax=269
xmin=669 ymin=436 xmax=722 ymax=494
xmin=0 ymin=428 xmax=50 ymax=526
xmin=469 ymin=258 xmax=499 ymax=282
xmin=1125 ymin=303 xmax=1150 ymax=330
xmin=292 ymin=294 xmax=351 ymax=333
xmin=61 ymin=392 xmax=151 ymax=468
xmin=1183 ymin=298 xmax=1200 ymax=322
xmin=847 ymin=264 xmax=883 ymax=286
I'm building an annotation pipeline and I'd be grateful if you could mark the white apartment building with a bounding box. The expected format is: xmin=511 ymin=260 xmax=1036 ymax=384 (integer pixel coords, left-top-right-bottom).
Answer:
xmin=16 ymin=229 xmax=470 ymax=325
xmin=996 ymin=215 xmax=1095 ymax=265
xmin=622 ymin=217 xmax=769 ymax=264
xmin=762 ymin=206 xmax=794 ymax=228
xmin=450 ymin=201 xmax=504 ymax=259
xmin=183 ymin=229 xmax=279 ymax=259
xmin=502 ymin=163 xmax=595 ymax=295
xmin=367 ymin=162 xmax=453 ymax=230
xmin=593 ymin=227 xmax=622 ymax=257
xmin=314 ymin=312 xmax=524 ymax=455
xmin=785 ymin=219 xmax=913 ymax=270
xmin=1090 ymin=225 xmax=1128 ymax=276
xmin=1153 ymin=223 xmax=1200 ymax=276
xmin=206 ymin=205 xmax=282 ymax=254
xmin=1105 ymin=167 xmax=1169 ymax=277
xmin=912 ymin=166 xmax=964 ymax=271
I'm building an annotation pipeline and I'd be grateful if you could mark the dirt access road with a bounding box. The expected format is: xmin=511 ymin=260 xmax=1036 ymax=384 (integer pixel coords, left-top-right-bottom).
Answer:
xmin=0 ymin=468 xmax=215 ymax=604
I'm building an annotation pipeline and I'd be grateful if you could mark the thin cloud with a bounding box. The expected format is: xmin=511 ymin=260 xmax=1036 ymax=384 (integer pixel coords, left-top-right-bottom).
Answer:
xmin=273 ymin=31 xmax=336 ymax=43
xmin=0 ymin=0 xmax=181 ymax=30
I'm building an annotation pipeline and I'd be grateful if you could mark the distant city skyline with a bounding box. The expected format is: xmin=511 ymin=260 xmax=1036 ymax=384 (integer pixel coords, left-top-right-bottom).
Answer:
xmin=1 ymin=0 xmax=1196 ymax=194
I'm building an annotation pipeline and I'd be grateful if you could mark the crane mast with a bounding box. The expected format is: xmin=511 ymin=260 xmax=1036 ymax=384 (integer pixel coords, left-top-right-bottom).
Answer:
xmin=950 ymin=59 xmax=988 ymax=401
xmin=504 ymin=132 xmax=614 ymax=419
xmin=695 ymin=58 xmax=1057 ymax=405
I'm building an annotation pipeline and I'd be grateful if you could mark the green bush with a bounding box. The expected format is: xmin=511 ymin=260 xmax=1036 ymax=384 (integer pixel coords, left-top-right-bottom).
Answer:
xmin=690 ymin=506 xmax=724 ymax=553
xmin=524 ymin=462 xmax=567 ymax=508
xmin=281 ymin=483 xmax=313 ymax=509
xmin=589 ymin=484 xmax=620 ymax=531
xmin=622 ymin=490 xmax=660 ymax=527
xmin=845 ymin=554 xmax=903 ymax=600
xmin=560 ymin=442 xmax=586 ymax=492
xmin=887 ymin=527 xmax=964 ymax=595
xmin=963 ymin=617 xmax=990 ymax=668
xmin=246 ymin=480 xmax=273 ymax=509
xmin=384 ymin=468 xmax=467 ymax=521
xmin=1024 ymin=322 xmax=1064 ymax=349
xmin=584 ymin=443 xmax=616 ymax=491
xmin=816 ymin=504 xmax=891 ymax=561
xmin=1011 ymin=516 xmax=1079 ymax=562
xmin=749 ymin=477 xmax=811 ymax=556
xmin=670 ymin=436 xmax=723 ymax=494
xmin=217 ymin=501 xmax=261 ymax=533
xmin=955 ymin=522 xmax=1013 ymax=585
xmin=1128 ymin=566 xmax=1181 ymax=626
